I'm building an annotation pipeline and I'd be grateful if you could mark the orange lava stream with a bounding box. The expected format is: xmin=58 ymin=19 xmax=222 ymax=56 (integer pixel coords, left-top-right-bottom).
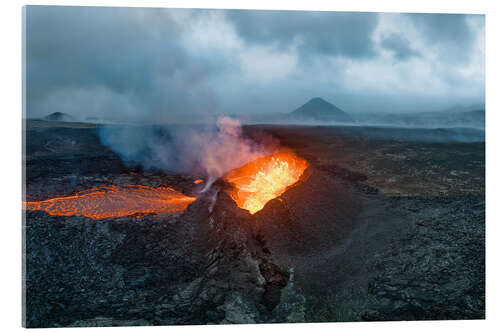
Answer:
xmin=24 ymin=185 xmax=196 ymax=219
xmin=224 ymin=151 xmax=308 ymax=214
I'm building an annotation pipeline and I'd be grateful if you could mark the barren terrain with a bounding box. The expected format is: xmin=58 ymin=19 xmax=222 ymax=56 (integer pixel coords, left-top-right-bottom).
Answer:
xmin=23 ymin=121 xmax=485 ymax=326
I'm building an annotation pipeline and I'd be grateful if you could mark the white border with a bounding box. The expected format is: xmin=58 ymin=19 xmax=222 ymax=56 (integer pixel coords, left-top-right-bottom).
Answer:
xmin=1 ymin=0 xmax=498 ymax=332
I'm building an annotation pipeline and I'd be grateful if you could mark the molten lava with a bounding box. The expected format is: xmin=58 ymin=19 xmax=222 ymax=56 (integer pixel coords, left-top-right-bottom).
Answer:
xmin=24 ymin=185 xmax=196 ymax=219
xmin=224 ymin=151 xmax=308 ymax=214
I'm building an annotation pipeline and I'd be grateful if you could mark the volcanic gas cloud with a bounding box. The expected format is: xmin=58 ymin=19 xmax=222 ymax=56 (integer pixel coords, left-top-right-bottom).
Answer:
xmin=24 ymin=185 xmax=196 ymax=219
xmin=24 ymin=118 xmax=306 ymax=219
xmin=224 ymin=151 xmax=308 ymax=214
xmin=24 ymin=152 xmax=307 ymax=218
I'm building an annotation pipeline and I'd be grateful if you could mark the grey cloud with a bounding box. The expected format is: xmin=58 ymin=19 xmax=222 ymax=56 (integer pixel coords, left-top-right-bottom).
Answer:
xmin=26 ymin=6 xmax=222 ymax=120
xmin=408 ymin=13 xmax=473 ymax=44
xmin=381 ymin=33 xmax=420 ymax=60
xmin=224 ymin=10 xmax=379 ymax=59
xmin=25 ymin=6 xmax=484 ymax=120
xmin=406 ymin=13 xmax=481 ymax=63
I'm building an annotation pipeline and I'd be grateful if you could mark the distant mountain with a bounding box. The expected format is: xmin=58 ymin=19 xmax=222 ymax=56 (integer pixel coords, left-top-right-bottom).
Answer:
xmin=43 ymin=112 xmax=74 ymax=122
xmin=289 ymin=97 xmax=353 ymax=122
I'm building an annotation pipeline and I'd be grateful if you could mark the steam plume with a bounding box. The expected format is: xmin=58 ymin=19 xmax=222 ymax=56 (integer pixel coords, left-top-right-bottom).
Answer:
xmin=98 ymin=116 xmax=270 ymax=189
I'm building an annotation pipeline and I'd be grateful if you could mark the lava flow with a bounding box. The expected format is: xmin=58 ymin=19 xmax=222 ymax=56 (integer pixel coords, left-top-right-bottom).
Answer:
xmin=224 ymin=151 xmax=308 ymax=214
xmin=24 ymin=185 xmax=196 ymax=219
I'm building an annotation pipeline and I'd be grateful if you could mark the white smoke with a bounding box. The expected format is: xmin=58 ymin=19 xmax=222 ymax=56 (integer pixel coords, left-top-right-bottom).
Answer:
xmin=98 ymin=116 xmax=271 ymax=190
xmin=192 ymin=116 xmax=268 ymax=191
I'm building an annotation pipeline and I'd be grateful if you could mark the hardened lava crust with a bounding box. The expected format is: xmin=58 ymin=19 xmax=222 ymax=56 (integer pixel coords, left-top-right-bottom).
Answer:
xmin=23 ymin=120 xmax=484 ymax=326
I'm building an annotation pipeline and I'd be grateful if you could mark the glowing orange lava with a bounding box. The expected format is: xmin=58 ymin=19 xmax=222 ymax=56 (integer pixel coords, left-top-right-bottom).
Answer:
xmin=224 ymin=151 xmax=308 ymax=214
xmin=24 ymin=185 xmax=196 ymax=219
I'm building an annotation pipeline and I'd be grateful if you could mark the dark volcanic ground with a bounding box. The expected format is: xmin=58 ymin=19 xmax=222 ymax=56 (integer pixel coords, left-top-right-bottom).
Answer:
xmin=23 ymin=120 xmax=485 ymax=327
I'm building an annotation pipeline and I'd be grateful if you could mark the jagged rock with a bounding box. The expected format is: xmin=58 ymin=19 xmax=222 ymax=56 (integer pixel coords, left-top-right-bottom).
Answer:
xmin=219 ymin=293 xmax=258 ymax=324
xmin=273 ymin=268 xmax=306 ymax=323
xmin=24 ymin=121 xmax=485 ymax=326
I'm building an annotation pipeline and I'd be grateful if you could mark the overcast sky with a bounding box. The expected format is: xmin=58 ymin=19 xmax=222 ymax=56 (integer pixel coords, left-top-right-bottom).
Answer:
xmin=25 ymin=6 xmax=485 ymax=122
